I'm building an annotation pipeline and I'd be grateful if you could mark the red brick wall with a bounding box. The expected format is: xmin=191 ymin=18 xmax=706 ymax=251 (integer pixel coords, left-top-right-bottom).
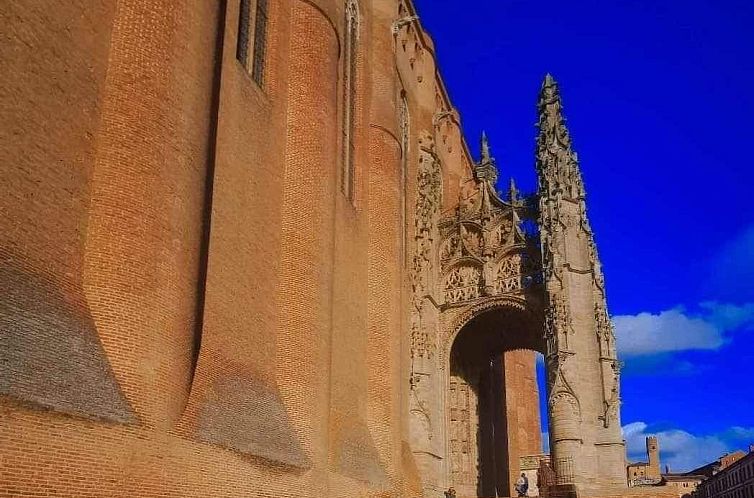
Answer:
xmin=178 ymin=0 xmax=307 ymax=467
xmin=84 ymin=0 xmax=220 ymax=429
xmin=367 ymin=0 xmax=405 ymax=488
xmin=0 ymin=0 xmax=137 ymax=422
xmin=0 ymin=0 xmax=458 ymax=496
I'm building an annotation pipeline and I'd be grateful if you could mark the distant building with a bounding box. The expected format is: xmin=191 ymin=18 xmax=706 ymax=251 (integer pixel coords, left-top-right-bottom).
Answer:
xmin=690 ymin=450 xmax=749 ymax=479
xmin=694 ymin=447 xmax=754 ymax=498
xmin=628 ymin=436 xmax=662 ymax=486
xmin=660 ymin=473 xmax=705 ymax=497
xmin=625 ymin=436 xmax=738 ymax=497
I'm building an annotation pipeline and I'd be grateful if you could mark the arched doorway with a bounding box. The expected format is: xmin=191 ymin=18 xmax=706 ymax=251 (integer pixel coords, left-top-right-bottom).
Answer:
xmin=445 ymin=305 xmax=545 ymax=498
xmin=407 ymin=109 xmax=628 ymax=496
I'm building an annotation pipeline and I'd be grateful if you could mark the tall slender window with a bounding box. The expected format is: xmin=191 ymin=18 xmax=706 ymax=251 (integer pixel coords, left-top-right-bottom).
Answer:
xmin=236 ymin=0 xmax=268 ymax=87
xmin=251 ymin=0 xmax=268 ymax=85
xmin=342 ymin=0 xmax=359 ymax=201
xmin=399 ymin=93 xmax=410 ymax=266
xmin=236 ymin=0 xmax=251 ymax=67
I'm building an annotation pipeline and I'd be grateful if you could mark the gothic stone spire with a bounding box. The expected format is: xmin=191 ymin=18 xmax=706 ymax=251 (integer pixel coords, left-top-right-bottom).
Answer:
xmin=536 ymin=74 xmax=584 ymax=200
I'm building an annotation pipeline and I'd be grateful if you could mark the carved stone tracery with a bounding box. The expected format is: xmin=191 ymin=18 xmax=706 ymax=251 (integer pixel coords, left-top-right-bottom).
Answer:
xmin=437 ymin=146 xmax=541 ymax=310
xmin=444 ymin=264 xmax=482 ymax=304
xmin=409 ymin=134 xmax=442 ymax=361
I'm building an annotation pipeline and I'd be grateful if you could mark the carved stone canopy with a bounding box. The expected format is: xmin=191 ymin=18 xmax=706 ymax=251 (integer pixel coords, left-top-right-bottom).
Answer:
xmin=439 ymin=136 xmax=542 ymax=310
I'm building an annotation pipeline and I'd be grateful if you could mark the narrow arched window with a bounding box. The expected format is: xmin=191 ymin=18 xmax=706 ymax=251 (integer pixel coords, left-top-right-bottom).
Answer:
xmin=399 ymin=92 xmax=410 ymax=265
xmin=236 ymin=0 xmax=251 ymax=66
xmin=342 ymin=0 xmax=359 ymax=201
xmin=251 ymin=0 xmax=268 ymax=85
xmin=236 ymin=0 xmax=269 ymax=87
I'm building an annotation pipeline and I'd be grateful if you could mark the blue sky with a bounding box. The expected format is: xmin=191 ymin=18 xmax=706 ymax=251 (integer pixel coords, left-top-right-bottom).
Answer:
xmin=413 ymin=0 xmax=754 ymax=471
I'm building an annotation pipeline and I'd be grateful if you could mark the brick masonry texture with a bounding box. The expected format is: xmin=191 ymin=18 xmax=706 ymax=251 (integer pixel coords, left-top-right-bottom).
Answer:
xmin=1 ymin=0 xmax=635 ymax=497
xmin=0 ymin=1 xmax=135 ymax=424
xmin=0 ymin=259 xmax=134 ymax=424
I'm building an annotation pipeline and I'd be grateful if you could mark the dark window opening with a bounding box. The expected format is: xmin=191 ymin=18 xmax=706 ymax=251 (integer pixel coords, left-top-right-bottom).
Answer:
xmin=342 ymin=2 xmax=358 ymax=201
xmin=251 ymin=0 xmax=268 ymax=85
xmin=236 ymin=0 xmax=251 ymax=67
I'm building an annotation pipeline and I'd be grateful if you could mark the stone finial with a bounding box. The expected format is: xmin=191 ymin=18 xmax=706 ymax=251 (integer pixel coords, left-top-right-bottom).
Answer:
xmin=509 ymin=177 xmax=518 ymax=203
xmin=535 ymin=74 xmax=584 ymax=199
xmin=481 ymin=130 xmax=492 ymax=165
xmin=474 ymin=131 xmax=498 ymax=184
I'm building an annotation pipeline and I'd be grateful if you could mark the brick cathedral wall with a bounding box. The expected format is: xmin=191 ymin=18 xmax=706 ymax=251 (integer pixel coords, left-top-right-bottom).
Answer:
xmin=178 ymin=0 xmax=306 ymax=468
xmin=274 ymin=0 xmax=340 ymax=483
xmin=327 ymin=0 xmax=389 ymax=487
xmin=366 ymin=0 xmax=405 ymax=490
xmin=1 ymin=1 xmax=456 ymax=497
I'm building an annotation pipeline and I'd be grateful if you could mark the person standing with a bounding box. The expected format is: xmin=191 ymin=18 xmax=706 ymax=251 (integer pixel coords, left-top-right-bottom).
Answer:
xmin=515 ymin=472 xmax=529 ymax=497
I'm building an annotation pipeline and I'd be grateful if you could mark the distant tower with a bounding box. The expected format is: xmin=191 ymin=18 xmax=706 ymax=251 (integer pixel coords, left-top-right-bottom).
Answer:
xmin=647 ymin=436 xmax=661 ymax=478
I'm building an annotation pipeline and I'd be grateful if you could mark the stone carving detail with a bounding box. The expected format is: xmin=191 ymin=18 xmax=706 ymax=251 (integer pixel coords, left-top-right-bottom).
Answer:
xmin=547 ymin=353 xmax=581 ymax=420
xmin=536 ymin=76 xmax=584 ymax=201
xmin=409 ymin=136 xmax=442 ymax=359
xmin=410 ymin=372 xmax=433 ymax=441
xmin=599 ymin=359 xmax=620 ymax=428
xmin=444 ymin=265 xmax=482 ymax=304
xmin=437 ymin=133 xmax=540 ymax=308
xmin=449 ymin=374 xmax=476 ymax=486
xmin=494 ymin=252 xmax=540 ymax=295
xmin=460 ymin=225 xmax=482 ymax=257
xmin=595 ymin=301 xmax=613 ymax=350
xmin=543 ymin=293 xmax=573 ymax=355
xmin=346 ymin=0 xmax=360 ymax=33
xmin=495 ymin=254 xmax=522 ymax=293
xmin=439 ymin=233 xmax=460 ymax=265
xmin=490 ymin=220 xmax=513 ymax=249
xmin=595 ymin=300 xmax=620 ymax=427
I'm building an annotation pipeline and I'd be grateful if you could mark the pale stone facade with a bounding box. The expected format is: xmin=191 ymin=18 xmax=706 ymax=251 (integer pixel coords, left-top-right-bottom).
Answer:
xmin=407 ymin=74 xmax=628 ymax=497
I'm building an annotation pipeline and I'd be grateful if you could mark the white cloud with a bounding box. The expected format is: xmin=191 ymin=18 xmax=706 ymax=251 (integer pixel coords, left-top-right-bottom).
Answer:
xmin=622 ymin=421 xmax=649 ymax=445
xmin=622 ymin=421 xmax=730 ymax=472
xmin=725 ymin=426 xmax=754 ymax=441
xmin=699 ymin=302 xmax=754 ymax=331
xmin=613 ymin=302 xmax=754 ymax=357
xmin=613 ymin=308 xmax=722 ymax=356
